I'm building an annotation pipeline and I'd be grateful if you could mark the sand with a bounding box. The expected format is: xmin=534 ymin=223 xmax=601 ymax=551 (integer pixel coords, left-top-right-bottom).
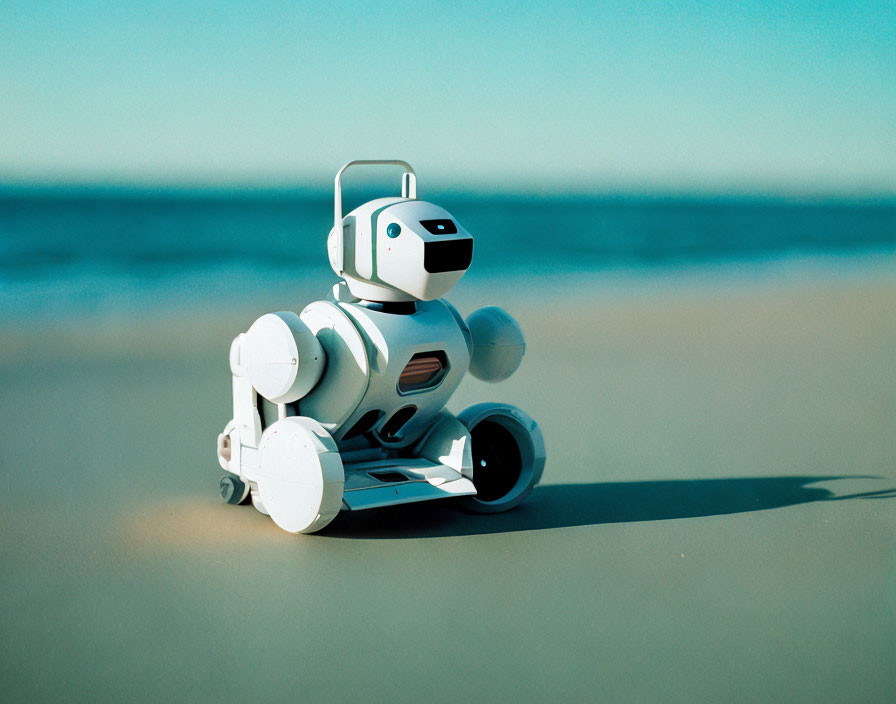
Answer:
xmin=0 ymin=269 xmax=894 ymax=703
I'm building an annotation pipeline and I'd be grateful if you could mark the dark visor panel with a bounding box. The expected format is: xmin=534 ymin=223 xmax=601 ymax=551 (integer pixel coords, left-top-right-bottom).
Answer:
xmin=420 ymin=219 xmax=457 ymax=235
xmin=424 ymin=239 xmax=473 ymax=273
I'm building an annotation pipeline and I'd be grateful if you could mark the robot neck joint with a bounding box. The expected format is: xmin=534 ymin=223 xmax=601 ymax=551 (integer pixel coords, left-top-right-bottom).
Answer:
xmin=356 ymin=300 xmax=417 ymax=315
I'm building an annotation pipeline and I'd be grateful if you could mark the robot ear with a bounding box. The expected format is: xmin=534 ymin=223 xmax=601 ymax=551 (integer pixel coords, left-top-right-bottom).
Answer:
xmin=329 ymin=216 xmax=356 ymax=276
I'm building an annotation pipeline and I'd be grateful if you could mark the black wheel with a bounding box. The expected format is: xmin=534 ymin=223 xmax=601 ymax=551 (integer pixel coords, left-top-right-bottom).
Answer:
xmin=470 ymin=420 xmax=523 ymax=502
xmin=220 ymin=475 xmax=250 ymax=505
xmin=456 ymin=404 xmax=545 ymax=514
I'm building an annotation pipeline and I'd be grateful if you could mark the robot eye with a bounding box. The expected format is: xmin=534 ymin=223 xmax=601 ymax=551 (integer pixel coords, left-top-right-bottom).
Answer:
xmin=387 ymin=223 xmax=401 ymax=238
xmin=420 ymin=219 xmax=457 ymax=235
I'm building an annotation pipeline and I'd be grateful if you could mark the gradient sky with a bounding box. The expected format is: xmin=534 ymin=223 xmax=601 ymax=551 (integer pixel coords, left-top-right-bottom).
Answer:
xmin=1 ymin=1 xmax=894 ymax=194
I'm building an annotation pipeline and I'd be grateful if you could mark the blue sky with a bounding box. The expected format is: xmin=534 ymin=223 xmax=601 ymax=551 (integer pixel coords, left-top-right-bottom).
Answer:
xmin=1 ymin=1 xmax=894 ymax=194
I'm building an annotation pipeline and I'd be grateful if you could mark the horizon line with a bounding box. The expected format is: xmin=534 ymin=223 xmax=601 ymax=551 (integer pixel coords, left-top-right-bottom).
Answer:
xmin=2 ymin=178 xmax=895 ymax=205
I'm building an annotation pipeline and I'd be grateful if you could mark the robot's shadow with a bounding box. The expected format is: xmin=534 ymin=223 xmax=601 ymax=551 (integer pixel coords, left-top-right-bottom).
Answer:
xmin=322 ymin=476 xmax=895 ymax=539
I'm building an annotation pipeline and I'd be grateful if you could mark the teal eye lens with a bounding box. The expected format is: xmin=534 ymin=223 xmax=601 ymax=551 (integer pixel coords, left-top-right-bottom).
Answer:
xmin=387 ymin=223 xmax=401 ymax=238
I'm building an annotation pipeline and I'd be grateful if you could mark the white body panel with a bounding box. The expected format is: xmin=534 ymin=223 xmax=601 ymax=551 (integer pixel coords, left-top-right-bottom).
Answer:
xmin=331 ymin=298 xmax=471 ymax=447
xmin=243 ymin=312 xmax=325 ymax=403
xmin=295 ymin=300 xmax=370 ymax=432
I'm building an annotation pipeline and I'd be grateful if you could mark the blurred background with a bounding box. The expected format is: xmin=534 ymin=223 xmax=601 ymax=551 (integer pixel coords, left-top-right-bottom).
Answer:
xmin=1 ymin=2 xmax=894 ymax=703
xmin=1 ymin=0 xmax=894 ymax=325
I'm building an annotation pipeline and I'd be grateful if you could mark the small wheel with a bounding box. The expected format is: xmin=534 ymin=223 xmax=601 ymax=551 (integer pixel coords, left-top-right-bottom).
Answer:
xmin=456 ymin=403 xmax=546 ymax=513
xmin=220 ymin=475 xmax=250 ymax=505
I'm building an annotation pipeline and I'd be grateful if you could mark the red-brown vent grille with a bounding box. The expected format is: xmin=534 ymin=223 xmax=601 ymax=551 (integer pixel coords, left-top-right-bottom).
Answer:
xmin=398 ymin=352 xmax=448 ymax=393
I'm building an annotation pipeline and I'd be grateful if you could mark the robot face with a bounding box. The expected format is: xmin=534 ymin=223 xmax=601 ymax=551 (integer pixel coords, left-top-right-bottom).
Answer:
xmin=373 ymin=200 xmax=473 ymax=300
xmin=329 ymin=198 xmax=473 ymax=301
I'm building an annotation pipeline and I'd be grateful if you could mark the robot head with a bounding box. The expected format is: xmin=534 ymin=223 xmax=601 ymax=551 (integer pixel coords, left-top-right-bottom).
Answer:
xmin=327 ymin=161 xmax=473 ymax=302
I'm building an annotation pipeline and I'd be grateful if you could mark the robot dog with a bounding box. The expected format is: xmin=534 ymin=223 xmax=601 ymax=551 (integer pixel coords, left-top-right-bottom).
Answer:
xmin=216 ymin=160 xmax=546 ymax=533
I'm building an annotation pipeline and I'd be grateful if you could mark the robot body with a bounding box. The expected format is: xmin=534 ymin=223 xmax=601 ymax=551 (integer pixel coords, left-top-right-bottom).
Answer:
xmin=217 ymin=161 xmax=545 ymax=533
xmin=323 ymin=294 xmax=471 ymax=448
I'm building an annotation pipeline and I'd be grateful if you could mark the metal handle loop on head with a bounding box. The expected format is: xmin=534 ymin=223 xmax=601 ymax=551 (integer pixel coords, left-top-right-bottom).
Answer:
xmin=334 ymin=159 xmax=416 ymax=234
xmin=332 ymin=160 xmax=416 ymax=274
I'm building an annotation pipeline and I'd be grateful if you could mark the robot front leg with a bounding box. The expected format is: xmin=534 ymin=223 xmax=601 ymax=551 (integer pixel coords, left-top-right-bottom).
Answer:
xmin=216 ymin=337 xmax=264 ymax=508
xmin=218 ymin=406 xmax=345 ymax=533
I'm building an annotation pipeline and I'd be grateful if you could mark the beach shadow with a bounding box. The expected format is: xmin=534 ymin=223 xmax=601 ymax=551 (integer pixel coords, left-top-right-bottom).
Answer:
xmin=322 ymin=476 xmax=896 ymax=539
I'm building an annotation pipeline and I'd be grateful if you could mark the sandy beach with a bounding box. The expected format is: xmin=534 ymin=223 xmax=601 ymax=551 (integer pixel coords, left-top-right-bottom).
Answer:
xmin=1 ymin=266 xmax=894 ymax=703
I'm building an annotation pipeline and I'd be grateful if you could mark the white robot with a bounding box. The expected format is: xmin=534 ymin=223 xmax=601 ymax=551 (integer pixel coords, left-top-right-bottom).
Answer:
xmin=216 ymin=160 xmax=546 ymax=533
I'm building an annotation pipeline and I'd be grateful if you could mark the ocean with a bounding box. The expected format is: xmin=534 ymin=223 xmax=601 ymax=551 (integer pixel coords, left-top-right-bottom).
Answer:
xmin=1 ymin=189 xmax=894 ymax=322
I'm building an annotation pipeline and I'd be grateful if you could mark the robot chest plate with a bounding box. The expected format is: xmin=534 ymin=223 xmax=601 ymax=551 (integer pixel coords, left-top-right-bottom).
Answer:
xmin=312 ymin=299 xmax=470 ymax=447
